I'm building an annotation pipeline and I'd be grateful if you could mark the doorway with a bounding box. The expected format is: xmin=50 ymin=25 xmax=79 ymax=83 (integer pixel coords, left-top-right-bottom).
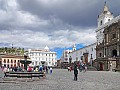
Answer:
xmin=99 ymin=62 xmax=104 ymax=71
xmin=112 ymin=50 xmax=117 ymax=57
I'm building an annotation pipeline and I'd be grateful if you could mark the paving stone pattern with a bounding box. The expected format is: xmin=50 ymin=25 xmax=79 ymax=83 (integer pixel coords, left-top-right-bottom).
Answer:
xmin=0 ymin=69 xmax=120 ymax=90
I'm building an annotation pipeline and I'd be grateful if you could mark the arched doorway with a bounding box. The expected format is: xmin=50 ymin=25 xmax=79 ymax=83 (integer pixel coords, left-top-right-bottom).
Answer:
xmin=112 ymin=50 xmax=117 ymax=57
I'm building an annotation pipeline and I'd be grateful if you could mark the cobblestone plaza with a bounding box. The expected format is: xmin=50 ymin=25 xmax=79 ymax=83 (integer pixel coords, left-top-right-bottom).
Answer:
xmin=0 ymin=69 xmax=120 ymax=90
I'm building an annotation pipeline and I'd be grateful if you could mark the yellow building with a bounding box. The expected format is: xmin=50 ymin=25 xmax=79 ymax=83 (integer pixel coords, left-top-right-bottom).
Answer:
xmin=1 ymin=55 xmax=30 ymax=68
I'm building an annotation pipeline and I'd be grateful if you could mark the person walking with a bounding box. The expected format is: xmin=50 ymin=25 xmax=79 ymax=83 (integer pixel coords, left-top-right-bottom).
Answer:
xmin=74 ymin=65 xmax=78 ymax=81
xmin=3 ymin=67 xmax=8 ymax=78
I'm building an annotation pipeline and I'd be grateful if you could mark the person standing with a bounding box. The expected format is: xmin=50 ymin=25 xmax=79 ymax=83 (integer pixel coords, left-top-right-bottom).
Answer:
xmin=46 ymin=66 xmax=48 ymax=73
xmin=35 ymin=67 xmax=38 ymax=72
xmin=28 ymin=66 xmax=32 ymax=72
xmin=74 ymin=65 xmax=78 ymax=81
xmin=39 ymin=66 xmax=43 ymax=72
xmin=50 ymin=67 xmax=52 ymax=74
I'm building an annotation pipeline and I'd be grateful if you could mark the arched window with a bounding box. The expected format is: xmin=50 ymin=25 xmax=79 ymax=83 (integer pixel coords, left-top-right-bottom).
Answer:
xmin=7 ymin=59 xmax=9 ymax=63
xmin=99 ymin=53 xmax=102 ymax=57
xmin=14 ymin=60 xmax=16 ymax=63
xmin=112 ymin=50 xmax=117 ymax=57
xmin=112 ymin=34 xmax=116 ymax=39
xmin=14 ymin=64 xmax=16 ymax=67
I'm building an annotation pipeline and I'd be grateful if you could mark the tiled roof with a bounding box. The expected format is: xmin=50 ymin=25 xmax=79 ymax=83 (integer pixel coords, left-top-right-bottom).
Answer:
xmin=2 ymin=55 xmax=30 ymax=59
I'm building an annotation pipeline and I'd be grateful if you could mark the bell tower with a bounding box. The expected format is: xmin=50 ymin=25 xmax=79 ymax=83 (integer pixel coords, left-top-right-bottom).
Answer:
xmin=72 ymin=43 xmax=76 ymax=51
xmin=97 ymin=2 xmax=114 ymax=27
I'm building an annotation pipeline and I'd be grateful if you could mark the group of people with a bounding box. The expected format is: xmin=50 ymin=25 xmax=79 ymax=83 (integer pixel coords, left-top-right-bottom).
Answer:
xmin=2 ymin=66 xmax=24 ymax=73
xmin=79 ymin=62 xmax=87 ymax=72
xmin=31 ymin=66 xmax=53 ymax=74
xmin=68 ymin=62 xmax=87 ymax=72
xmin=1 ymin=65 xmax=53 ymax=78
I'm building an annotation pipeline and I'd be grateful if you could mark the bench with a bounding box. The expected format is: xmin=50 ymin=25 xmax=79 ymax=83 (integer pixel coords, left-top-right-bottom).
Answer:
xmin=5 ymin=72 xmax=45 ymax=78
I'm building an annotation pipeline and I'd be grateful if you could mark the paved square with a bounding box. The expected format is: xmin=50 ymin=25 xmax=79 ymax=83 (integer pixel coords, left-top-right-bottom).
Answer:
xmin=0 ymin=69 xmax=120 ymax=90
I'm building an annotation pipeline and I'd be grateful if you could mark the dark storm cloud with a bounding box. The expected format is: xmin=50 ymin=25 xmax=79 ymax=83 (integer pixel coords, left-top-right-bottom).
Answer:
xmin=0 ymin=0 xmax=120 ymax=49
xmin=17 ymin=0 xmax=120 ymax=28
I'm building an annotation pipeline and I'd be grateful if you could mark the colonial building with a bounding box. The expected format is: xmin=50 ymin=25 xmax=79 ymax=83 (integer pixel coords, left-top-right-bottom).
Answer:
xmin=61 ymin=49 xmax=72 ymax=63
xmin=60 ymin=45 xmax=74 ymax=68
xmin=28 ymin=46 xmax=57 ymax=67
xmin=56 ymin=59 xmax=61 ymax=68
xmin=69 ymin=43 xmax=96 ymax=65
xmin=60 ymin=43 xmax=96 ymax=69
xmin=1 ymin=55 xmax=28 ymax=68
xmin=95 ymin=2 xmax=120 ymax=70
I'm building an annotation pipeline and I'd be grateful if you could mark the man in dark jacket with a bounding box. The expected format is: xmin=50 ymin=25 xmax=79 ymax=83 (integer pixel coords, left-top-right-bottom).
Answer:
xmin=74 ymin=65 xmax=78 ymax=81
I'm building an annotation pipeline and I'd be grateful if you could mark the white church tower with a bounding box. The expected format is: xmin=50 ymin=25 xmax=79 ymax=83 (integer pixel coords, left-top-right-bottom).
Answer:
xmin=72 ymin=43 xmax=76 ymax=51
xmin=96 ymin=2 xmax=114 ymax=45
xmin=97 ymin=2 xmax=114 ymax=27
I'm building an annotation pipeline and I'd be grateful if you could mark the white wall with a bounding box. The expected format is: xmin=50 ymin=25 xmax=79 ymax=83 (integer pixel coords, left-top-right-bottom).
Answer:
xmin=28 ymin=49 xmax=56 ymax=67
xmin=68 ymin=43 xmax=96 ymax=63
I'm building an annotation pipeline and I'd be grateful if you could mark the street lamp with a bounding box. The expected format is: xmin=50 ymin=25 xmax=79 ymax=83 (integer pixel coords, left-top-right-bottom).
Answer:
xmin=90 ymin=54 xmax=93 ymax=66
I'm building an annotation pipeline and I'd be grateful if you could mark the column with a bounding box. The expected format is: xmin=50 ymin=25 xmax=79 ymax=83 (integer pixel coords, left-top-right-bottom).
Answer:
xmin=103 ymin=47 xmax=105 ymax=57
xmin=107 ymin=34 xmax=108 ymax=43
xmin=118 ymin=29 xmax=119 ymax=41
xmin=117 ymin=45 xmax=119 ymax=56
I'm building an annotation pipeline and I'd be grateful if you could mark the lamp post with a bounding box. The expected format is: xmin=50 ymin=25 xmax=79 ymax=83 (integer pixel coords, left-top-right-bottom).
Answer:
xmin=90 ymin=54 xmax=93 ymax=66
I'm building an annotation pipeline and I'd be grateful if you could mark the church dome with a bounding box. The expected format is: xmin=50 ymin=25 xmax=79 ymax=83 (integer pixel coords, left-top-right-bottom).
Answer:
xmin=44 ymin=46 xmax=49 ymax=51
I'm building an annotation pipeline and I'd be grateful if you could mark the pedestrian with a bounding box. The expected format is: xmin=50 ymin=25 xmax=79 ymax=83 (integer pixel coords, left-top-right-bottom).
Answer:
xmin=69 ymin=66 xmax=72 ymax=72
xmin=74 ymin=65 xmax=78 ymax=81
xmin=39 ymin=66 xmax=43 ymax=72
xmin=50 ymin=67 xmax=52 ymax=74
xmin=2 ymin=66 xmax=4 ymax=71
xmin=46 ymin=66 xmax=48 ymax=73
xmin=35 ymin=67 xmax=38 ymax=72
xmin=84 ymin=65 xmax=87 ymax=72
xmin=28 ymin=66 xmax=32 ymax=72
xmin=3 ymin=67 xmax=8 ymax=78
xmin=68 ymin=66 xmax=70 ymax=71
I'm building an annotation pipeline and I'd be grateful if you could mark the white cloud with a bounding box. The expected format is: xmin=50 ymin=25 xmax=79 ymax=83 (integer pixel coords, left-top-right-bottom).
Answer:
xmin=0 ymin=28 xmax=96 ymax=49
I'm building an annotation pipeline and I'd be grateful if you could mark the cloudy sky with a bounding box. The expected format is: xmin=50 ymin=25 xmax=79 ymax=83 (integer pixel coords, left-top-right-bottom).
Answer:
xmin=0 ymin=0 xmax=120 ymax=58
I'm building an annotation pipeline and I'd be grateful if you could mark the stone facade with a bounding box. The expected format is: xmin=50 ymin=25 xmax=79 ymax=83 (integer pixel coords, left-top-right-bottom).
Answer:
xmin=95 ymin=21 xmax=120 ymax=71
